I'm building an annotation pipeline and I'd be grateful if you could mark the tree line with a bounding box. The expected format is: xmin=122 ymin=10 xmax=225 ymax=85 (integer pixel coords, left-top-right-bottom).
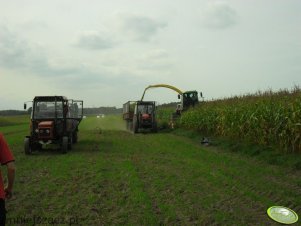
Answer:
xmin=0 ymin=107 xmax=122 ymax=116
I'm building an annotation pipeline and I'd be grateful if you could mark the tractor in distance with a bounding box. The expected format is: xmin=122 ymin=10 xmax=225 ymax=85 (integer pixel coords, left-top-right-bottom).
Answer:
xmin=123 ymin=101 xmax=157 ymax=133
xmin=23 ymin=96 xmax=83 ymax=154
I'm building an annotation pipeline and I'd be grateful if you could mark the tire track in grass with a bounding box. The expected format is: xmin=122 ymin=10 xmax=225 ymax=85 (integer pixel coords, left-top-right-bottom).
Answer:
xmin=130 ymin=134 xmax=280 ymax=225
xmin=215 ymin=165 xmax=301 ymax=215
xmin=111 ymin=132 xmax=184 ymax=225
xmin=131 ymin=153 xmax=219 ymax=225
xmin=100 ymin=132 xmax=190 ymax=224
xmin=135 ymin=154 xmax=269 ymax=225
xmin=151 ymin=134 xmax=301 ymax=221
xmin=120 ymin=160 xmax=158 ymax=225
xmin=200 ymin=146 xmax=301 ymax=215
xmin=91 ymin=158 xmax=157 ymax=225
xmin=77 ymin=130 xmax=157 ymax=225
xmin=177 ymin=146 xmax=291 ymax=225
xmin=126 ymin=134 xmax=230 ymax=225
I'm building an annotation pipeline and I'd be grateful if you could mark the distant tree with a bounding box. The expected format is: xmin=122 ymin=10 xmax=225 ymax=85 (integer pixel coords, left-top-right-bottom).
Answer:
xmin=0 ymin=110 xmax=28 ymax=116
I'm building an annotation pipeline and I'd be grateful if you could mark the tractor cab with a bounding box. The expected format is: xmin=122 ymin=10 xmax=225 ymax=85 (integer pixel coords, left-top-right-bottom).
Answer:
xmin=133 ymin=101 xmax=157 ymax=133
xmin=30 ymin=96 xmax=82 ymax=120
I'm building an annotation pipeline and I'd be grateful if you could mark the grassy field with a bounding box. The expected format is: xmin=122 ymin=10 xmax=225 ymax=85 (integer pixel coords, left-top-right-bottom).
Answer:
xmin=1 ymin=115 xmax=301 ymax=225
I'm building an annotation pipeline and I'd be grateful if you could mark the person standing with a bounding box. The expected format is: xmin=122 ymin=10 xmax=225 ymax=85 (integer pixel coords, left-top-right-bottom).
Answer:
xmin=0 ymin=133 xmax=15 ymax=225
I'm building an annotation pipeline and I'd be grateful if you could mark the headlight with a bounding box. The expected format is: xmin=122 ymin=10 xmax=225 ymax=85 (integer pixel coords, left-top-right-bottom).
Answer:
xmin=46 ymin=129 xmax=50 ymax=134
xmin=35 ymin=129 xmax=39 ymax=133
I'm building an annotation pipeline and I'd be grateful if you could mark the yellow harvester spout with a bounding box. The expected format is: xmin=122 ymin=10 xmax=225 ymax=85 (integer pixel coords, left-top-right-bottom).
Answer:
xmin=141 ymin=84 xmax=183 ymax=101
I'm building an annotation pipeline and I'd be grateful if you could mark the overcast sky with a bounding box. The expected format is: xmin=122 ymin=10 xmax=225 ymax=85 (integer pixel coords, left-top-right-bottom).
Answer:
xmin=0 ymin=0 xmax=300 ymax=110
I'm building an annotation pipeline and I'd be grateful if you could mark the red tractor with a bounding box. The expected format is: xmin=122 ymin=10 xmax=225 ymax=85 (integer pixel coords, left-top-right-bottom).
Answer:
xmin=24 ymin=96 xmax=83 ymax=154
xmin=123 ymin=101 xmax=157 ymax=133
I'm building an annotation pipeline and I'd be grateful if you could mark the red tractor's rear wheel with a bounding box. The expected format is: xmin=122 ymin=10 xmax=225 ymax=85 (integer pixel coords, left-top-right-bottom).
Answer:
xmin=68 ymin=134 xmax=73 ymax=150
xmin=72 ymin=131 xmax=78 ymax=144
xmin=61 ymin=136 xmax=68 ymax=154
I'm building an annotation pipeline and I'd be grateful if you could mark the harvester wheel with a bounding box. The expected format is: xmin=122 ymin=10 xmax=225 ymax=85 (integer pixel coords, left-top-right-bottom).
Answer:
xmin=24 ymin=137 xmax=32 ymax=155
xmin=61 ymin=136 xmax=68 ymax=154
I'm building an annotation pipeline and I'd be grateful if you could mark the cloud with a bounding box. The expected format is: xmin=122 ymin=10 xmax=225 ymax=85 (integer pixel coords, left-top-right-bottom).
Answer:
xmin=75 ymin=30 xmax=115 ymax=50
xmin=202 ymin=1 xmax=238 ymax=29
xmin=0 ymin=25 xmax=60 ymax=74
xmin=136 ymin=49 xmax=173 ymax=71
xmin=0 ymin=26 xmax=30 ymax=68
xmin=143 ymin=49 xmax=169 ymax=59
xmin=0 ymin=26 xmax=100 ymax=79
xmin=120 ymin=14 xmax=167 ymax=41
xmin=19 ymin=20 xmax=49 ymax=31
xmin=0 ymin=25 xmax=173 ymax=94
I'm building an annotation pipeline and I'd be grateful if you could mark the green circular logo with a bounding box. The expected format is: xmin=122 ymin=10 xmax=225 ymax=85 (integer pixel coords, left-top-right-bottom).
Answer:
xmin=267 ymin=206 xmax=298 ymax=224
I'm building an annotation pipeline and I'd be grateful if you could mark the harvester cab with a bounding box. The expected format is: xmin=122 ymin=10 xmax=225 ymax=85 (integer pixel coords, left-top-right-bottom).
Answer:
xmin=24 ymin=96 xmax=83 ymax=154
xmin=182 ymin=90 xmax=199 ymax=111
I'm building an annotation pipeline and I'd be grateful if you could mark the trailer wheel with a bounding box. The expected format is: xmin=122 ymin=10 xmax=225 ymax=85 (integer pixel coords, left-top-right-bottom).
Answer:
xmin=61 ymin=136 xmax=68 ymax=154
xmin=133 ymin=120 xmax=138 ymax=134
xmin=127 ymin=121 xmax=133 ymax=131
xmin=24 ymin=137 xmax=32 ymax=155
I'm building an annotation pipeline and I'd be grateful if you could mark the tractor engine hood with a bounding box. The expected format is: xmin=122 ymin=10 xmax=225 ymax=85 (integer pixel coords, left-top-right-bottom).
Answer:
xmin=142 ymin=114 xmax=151 ymax=120
xmin=38 ymin=121 xmax=54 ymax=139
xmin=39 ymin=121 xmax=54 ymax=127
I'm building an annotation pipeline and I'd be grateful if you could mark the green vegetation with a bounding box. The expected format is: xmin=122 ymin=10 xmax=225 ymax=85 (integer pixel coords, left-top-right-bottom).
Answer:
xmin=0 ymin=115 xmax=30 ymax=127
xmin=0 ymin=110 xmax=29 ymax=116
xmin=181 ymin=87 xmax=301 ymax=154
xmin=1 ymin=114 xmax=300 ymax=225
xmin=156 ymin=107 xmax=175 ymax=129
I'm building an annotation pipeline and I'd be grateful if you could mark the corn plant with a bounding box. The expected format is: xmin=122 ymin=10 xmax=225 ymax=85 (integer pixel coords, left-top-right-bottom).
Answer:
xmin=180 ymin=87 xmax=301 ymax=154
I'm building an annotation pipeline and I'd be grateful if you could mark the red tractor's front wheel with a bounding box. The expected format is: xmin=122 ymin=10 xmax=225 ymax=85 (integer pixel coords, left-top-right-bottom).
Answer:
xmin=24 ymin=137 xmax=32 ymax=155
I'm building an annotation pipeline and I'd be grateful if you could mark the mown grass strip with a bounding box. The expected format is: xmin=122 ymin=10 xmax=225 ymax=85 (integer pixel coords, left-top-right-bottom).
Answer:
xmin=3 ymin=115 xmax=301 ymax=225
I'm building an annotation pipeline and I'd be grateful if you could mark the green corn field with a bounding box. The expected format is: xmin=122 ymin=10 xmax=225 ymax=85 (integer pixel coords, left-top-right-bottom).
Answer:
xmin=180 ymin=87 xmax=301 ymax=154
xmin=156 ymin=107 xmax=175 ymax=128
